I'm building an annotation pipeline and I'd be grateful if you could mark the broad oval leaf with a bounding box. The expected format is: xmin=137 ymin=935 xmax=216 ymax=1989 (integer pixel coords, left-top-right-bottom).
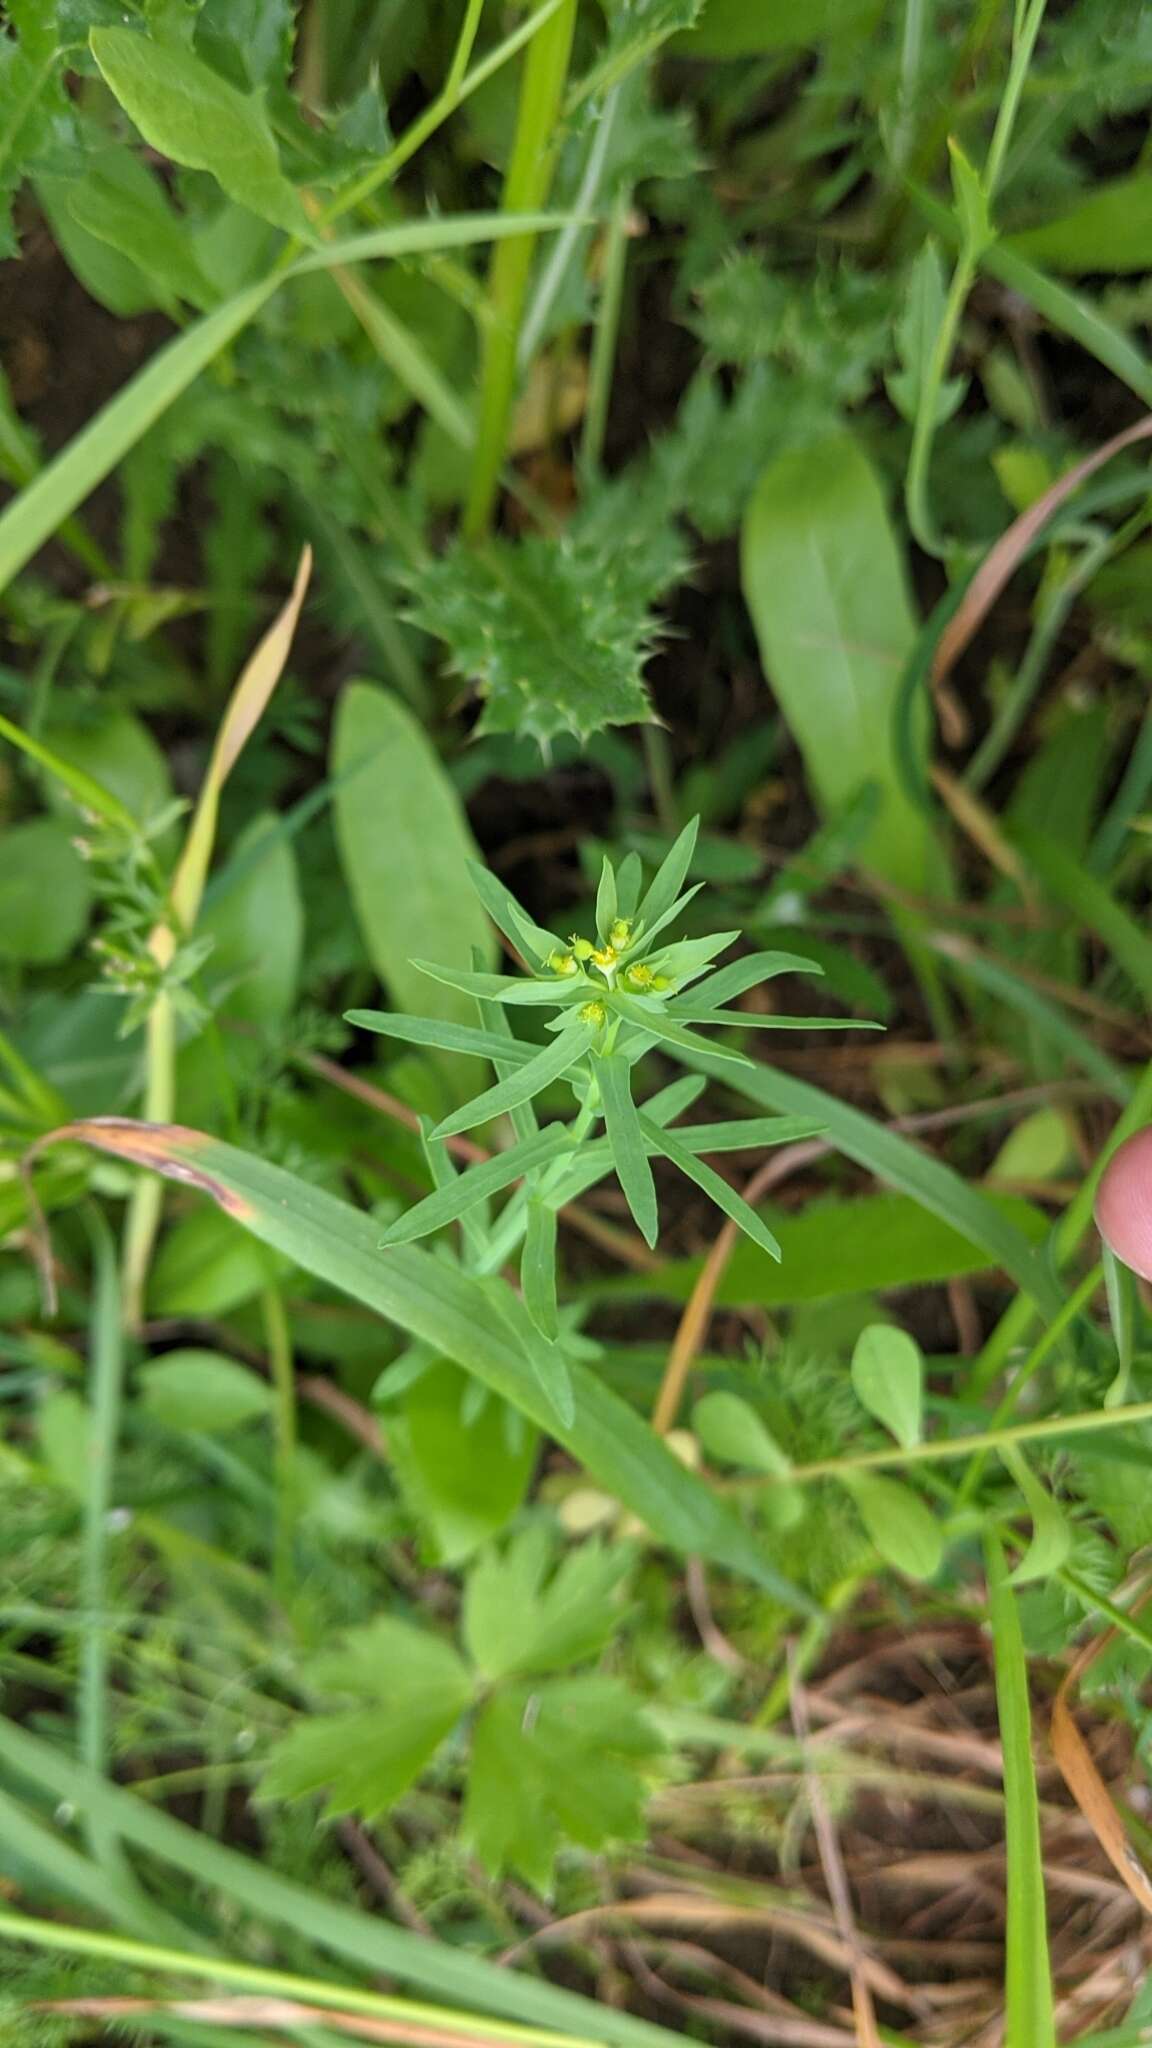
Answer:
xmin=841 ymin=1471 xmax=942 ymax=1582
xmin=692 ymin=1390 xmax=792 ymax=1476
xmin=89 ymin=28 xmax=311 ymax=237
xmin=850 ymin=1324 xmax=923 ymax=1449
xmin=741 ymin=429 xmax=925 ymax=886
xmin=138 ymin=1349 xmax=273 ymax=1434
xmin=332 ymin=681 xmax=496 ymax=1081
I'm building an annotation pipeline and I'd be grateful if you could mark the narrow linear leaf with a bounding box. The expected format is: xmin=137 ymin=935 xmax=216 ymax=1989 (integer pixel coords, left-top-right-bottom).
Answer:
xmin=465 ymin=861 xmax=563 ymax=969
xmin=381 ymin=1127 xmax=571 ymax=1246
xmin=674 ymin=1050 xmax=1063 ymax=1319
xmin=673 ymin=1008 xmax=880 ymax=1033
xmin=635 ymin=818 xmax=700 ymax=934
xmin=984 ymin=1532 xmax=1056 ymax=2046
xmin=1012 ymin=823 xmax=1152 ymax=1005
xmin=640 ymin=1116 xmax=780 ymax=1259
xmin=522 ymin=1199 xmax=559 ymax=1341
xmin=612 ymin=994 xmax=752 ymax=1067
xmin=667 ymin=1115 xmax=825 ymax=1153
xmin=433 ymin=1021 xmax=593 ymax=1139
xmin=598 ymin=1053 xmax=659 ymax=1248
xmin=414 ymin=960 xmax=584 ymax=1006
xmin=345 ymin=1011 xmax=535 ymax=1067
xmin=680 ymin=950 xmax=823 ymax=1010
xmin=595 ymin=854 xmax=618 ymax=941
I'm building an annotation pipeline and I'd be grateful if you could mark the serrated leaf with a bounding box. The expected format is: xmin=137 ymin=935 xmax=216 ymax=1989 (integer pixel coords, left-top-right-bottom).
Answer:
xmin=692 ymin=1391 xmax=792 ymax=1475
xmin=90 ymin=27 xmax=310 ymax=237
xmin=262 ymin=1616 xmax=473 ymax=1818
xmin=407 ymin=504 xmax=687 ymax=747
xmin=598 ymin=1051 xmax=659 ymax=1248
xmin=841 ymin=1472 xmax=942 ymax=1581
xmin=465 ymin=1676 xmax=661 ymax=1892
xmin=463 ymin=1528 xmax=631 ymax=1681
xmin=850 ymin=1325 xmax=923 ymax=1449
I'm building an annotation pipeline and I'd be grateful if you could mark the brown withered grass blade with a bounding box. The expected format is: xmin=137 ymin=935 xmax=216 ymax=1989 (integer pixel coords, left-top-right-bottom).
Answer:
xmin=1050 ymin=1586 xmax=1152 ymax=1918
xmin=933 ymin=414 xmax=1152 ymax=691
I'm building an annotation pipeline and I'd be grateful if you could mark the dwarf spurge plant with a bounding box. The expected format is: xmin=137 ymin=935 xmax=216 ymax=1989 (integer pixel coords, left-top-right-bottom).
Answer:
xmin=348 ymin=819 xmax=870 ymax=1414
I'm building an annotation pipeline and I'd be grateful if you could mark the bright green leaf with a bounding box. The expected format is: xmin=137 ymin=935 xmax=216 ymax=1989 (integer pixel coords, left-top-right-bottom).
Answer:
xmin=0 ymin=819 xmax=90 ymax=964
xmin=463 ymin=1528 xmax=632 ymax=1682
xmin=850 ymin=1325 xmax=923 ymax=1450
xmin=465 ymin=1677 xmax=661 ymax=1890
xmin=692 ymin=1391 xmax=792 ymax=1475
xmin=138 ymin=1350 xmax=273 ymax=1434
xmin=89 ymin=28 xmax=311 ymax=237
xmin=840 ymin=1472 xmax=942 ymax=1581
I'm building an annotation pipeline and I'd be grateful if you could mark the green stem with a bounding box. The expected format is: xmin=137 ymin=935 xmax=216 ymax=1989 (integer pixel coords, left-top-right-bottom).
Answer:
xmin=120 ymin=992 xmax=175 ymax=1328
xmin=956 ymin=1262 xmax=1104 ymax=1509
xmin=260 ymin=1283 xmax=297 ymax=1604
xmin=79 ymin=1215 xmax=125 ymax=1872
xmin=905 ymin=247 xmax=976 ymax=557
xmin=323 ymin=0 xmax=565 ymax=225
xmin=464 ymin=0 xmax=578 ymax=540
xmin=0 ymin=1910 xmax=593 ymax=2048
xmin=737 ymin=1390 xmax=1152 ymax=1492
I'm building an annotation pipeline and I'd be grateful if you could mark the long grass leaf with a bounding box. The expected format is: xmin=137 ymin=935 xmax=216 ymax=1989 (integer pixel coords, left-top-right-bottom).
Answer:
xmin=1013 ymin=824 xmax=1152 ymax=1004
xmin=674 ymin=1051 xmax=1064 ymax=1318
xmin=36 ymin=1120 xmax=804 ymax=1600
xmin=0 ymin=1721 xmax=687 ymax=2047
xmin=984 ymin=1532 xmax=1056 ymax=2047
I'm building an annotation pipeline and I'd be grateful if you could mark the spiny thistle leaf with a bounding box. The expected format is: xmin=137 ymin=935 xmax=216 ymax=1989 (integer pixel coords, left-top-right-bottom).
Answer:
xmin=407 ymin=491 xmax=688 ymax=748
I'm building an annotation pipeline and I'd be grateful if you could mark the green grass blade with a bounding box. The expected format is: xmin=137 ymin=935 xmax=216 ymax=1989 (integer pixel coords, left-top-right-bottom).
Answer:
xmin=0 ymin=712 xmax=139 ymax=835
xmin=669 ymin=1116 xmax=826 ymax=1153
xmin=381 ymin=1126 xmax=571 ymax=1244
xmin=641 ymin=1116 xmax=781 ymax=1260
xmin=597 ymin=1052 xmax=658 ymax=1247
xmin=984 ymin=1531 xmax=1056 ymax=2048
xmin=345 ymin=1011 xmax=536 ymax=1067
xmin=674 ymin=1050 xmax=1064 ymax=1319
xmin=1013 ymin=823 xmax=1152 ymax=1004
xmin=433 ymin=1020 xmax=593 ymax=1138
xmin=0 ymin=280 xmax=275 ymax=595
xmin=0 ymin=215 xmax=576 ymax=598
xmin=41 ymin=1121 xmax=803 ymax=1599
xmin=0 ymin=1721 xmax=686 ymax=2048
xmin=929 ymin=938 xmax=1130 ymax=1103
